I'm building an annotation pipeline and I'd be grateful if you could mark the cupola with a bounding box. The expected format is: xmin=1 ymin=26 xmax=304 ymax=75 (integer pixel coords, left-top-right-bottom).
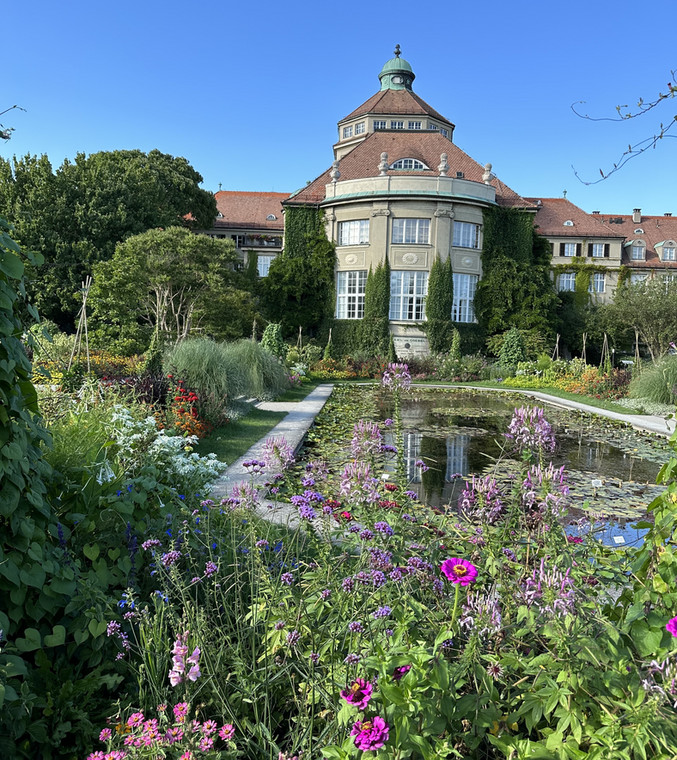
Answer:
xmin=378 ymin=44 xmax=415 ymax=91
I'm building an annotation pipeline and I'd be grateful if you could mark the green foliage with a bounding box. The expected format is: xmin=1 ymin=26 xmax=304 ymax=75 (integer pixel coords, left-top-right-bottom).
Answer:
xmin=328 ymin=320 xmax=363 ymax=358
xmin=599 ymin=279 xmax=677 ymax=364
xmin=360 ymin=259 xmax=391 ymax=357
xmin=324 ymin=329 xmax=337 ymax=361
xmin=450 ymin=327 xmax=461 ymax=362
xmin=89 ymin=226 xmax=238 ymax=354
xmin=261 ymin=323 xmax=286 ymax=360
xmin=475 ymin=207 xmax=558 ymax=343
xmin=0 ymin=150 xmax=216 ymax=330
xmin=220 ymin=339 xmax=289 ymax=401
xmin=262 ymin=207 xmax=336 ymax=335
xmin=424 ymin=254 xmax=454 ymax=353
xmin=498 ymin=326 xmax=527 ymax=369
xmin=628 ymin=356 xmax=677 ymax=405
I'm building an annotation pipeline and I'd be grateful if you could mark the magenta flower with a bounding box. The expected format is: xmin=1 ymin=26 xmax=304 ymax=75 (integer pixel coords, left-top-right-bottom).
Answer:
xmin=441 ymin=558 xmax=478 ymax=586
xmin=340 ymin=678 xmax=373 ymax=710
xmin=392 ymin=665 xmax=411 ymax=681
xmin=666 ymin=616 xmax=677 ymax=637
xmin=99 ymin=728 xmax=112 ymax=742
xmin=219 ymin=724 xmax=235 ymax=740
xmin=350 ymin=716 xmax=389 ymax=751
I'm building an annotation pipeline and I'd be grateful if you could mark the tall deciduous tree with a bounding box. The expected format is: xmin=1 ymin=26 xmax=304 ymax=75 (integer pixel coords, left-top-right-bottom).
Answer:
xmin=598 ymin=279 xmax=677 ymax=363
xmin=0 ymin=150 xmax=216 ymax=329
xmin=89 ymin=227 xmax=239 ymax=354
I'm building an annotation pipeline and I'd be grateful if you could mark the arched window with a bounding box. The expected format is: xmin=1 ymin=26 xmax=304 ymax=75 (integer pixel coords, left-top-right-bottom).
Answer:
xmin=389 ymin=158 xmax=428 ymax=170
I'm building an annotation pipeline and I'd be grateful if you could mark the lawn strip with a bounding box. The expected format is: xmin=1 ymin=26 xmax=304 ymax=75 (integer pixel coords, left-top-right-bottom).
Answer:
xmin=196 ymin=408 xmax=287 ymax=463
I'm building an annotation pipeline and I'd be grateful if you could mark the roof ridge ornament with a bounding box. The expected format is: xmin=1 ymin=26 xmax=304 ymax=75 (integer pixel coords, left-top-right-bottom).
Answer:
xmin=438 ymin=153 xmax=449 ymax=177
xmin=330 ymin=159 xmax=340 ymax=184
xmin=379 ymin=152 xmax=389 ymax=176
xmin=394 ymin=44 xmax=401 ymax=58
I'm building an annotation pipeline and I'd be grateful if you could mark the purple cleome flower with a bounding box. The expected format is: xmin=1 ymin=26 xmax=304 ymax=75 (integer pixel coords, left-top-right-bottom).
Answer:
xmin=505 ymin=406 xmax=556 ymax=454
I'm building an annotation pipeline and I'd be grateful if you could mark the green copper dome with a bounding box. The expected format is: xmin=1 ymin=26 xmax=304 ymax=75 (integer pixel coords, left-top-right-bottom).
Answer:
xmin=379 ymin=45 xmax=415 ymax=91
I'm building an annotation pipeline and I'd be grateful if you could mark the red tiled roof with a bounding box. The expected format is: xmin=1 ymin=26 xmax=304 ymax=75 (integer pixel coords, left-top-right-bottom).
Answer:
xmin=340 ymin=88 xmax=453 ymax=127
xmin=287 ymin=132 xmax=531 ymax=208
xmin=525 ymin=198 xmax=624 ymax=238
xmin=608 ymin=213 xmax=677 ymax=268
xmin=214 ymin=191 xmax=287 ymax=230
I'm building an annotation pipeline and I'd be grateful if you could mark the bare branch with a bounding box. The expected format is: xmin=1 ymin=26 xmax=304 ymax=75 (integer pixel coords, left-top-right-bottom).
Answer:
xmin=571 ymin=71 xmax=677 ymax=183
xmin=0 ymin=105 xmax=26 ymax=141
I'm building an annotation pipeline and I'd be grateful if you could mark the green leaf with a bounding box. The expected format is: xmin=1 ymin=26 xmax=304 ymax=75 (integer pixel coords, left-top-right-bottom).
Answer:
xmin=44 ymin=624 xmax=66 ymax=647
xmin=15 ymin=628 xmax=41 ymax=652
xmin=0 ymin=251 xmax=24 ymax=279
xmin=83 ymin=543 xmax=100 ymax=561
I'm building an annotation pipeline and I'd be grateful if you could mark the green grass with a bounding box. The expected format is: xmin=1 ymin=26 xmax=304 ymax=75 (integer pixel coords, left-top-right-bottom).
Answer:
xmin=195 ymin=408 xmax=287 ymax=464
xmin=275 ymin=380 xmax=322 ymax=402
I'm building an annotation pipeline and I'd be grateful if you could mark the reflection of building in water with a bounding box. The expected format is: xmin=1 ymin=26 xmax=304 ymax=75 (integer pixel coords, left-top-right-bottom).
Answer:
xmin=446 ymin=433 xmax=470 ymax=480
xmin=404 ymin=432 xmax=423 ymax=482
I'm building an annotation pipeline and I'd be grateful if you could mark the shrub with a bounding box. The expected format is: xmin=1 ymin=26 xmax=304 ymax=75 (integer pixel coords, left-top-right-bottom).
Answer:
xmin=628 ymin=356 xmax=677 ymax=406
xmin=261 ymin=323 xmax=286 ymax=360
xmin=220 ymin=339 xmax=289 ymax=401
xmin=498 ymin=326 xmax=526 ymax=371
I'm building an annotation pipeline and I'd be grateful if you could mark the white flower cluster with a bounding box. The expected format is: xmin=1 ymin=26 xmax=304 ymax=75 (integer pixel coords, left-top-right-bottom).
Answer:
xmin=106 ymin=406 xmax=226 ymax=494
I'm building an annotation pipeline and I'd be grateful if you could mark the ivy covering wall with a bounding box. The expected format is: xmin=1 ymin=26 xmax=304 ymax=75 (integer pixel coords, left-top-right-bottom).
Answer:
xmin=474 ymin=207 xmax=558 ymax=343
xmin=262 ymin=206 xmax=336 ymax=336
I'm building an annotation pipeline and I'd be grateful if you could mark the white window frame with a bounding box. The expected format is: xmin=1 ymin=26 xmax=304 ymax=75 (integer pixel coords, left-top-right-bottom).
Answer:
xmin=374 ymin=120 xmax=386 ymax=130
xmin=453 ymin=222 xmax=481 ymax=249
xmin=390 ymin=158 xmax=427 ymax=170
xmin=336 ymin=270 xmax=367 ymax=319
xmin=338 ymin=219 xmax=369 ymax=246
xmin=408 ymin=120 xmax=422 ymax=130
xmin=452 ymin=273 xmax=478 ymax=323
xmin=631 ymin=244 xmax=645 ymax=261
xmin=663 ymin=273 xmax=677 ymax=283
xmin=389 ymin=271 xmax=428 ymax=321
xmin=630 ymin=272 xmax=648 ymax=285
xmin=355 ymin=122 xmax=365 ymax=135
xmin=558 ymin=272 xmax=576 ymax=292
xmin=392 ymin=218 xmax=430 ymax=245
xmin=257 ymin=255 xmax=275 ymax=277
xmin=428 ymin=122 xmax=438 ymax=130
xmin=663 ymin=246 xmax=676 ymax=261
xmin=588 ymin=272 xmax=605 ymax=293
xmin=342 ymin=125 xmax=353 ymax=139
xmin=440 ymin=128 xmax=449 ymax=138
xmin=563 ymin=242 xmax=576 ymax=257
xmin=390 ymin=120 xmax=404 ymax=130
xmin=591 ymin=243 xmax=605 ymax=258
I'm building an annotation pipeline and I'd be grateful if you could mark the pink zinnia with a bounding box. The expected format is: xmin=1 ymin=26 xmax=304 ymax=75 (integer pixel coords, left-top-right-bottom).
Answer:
xmin=350 ymin=716 xmax=389 ymax=751
xmin=99 ymin=728 xmax=112 ymax=742
xmin=666 ymin=616 xmax=677 ymax=637
xmin=441 ymin=558 xmax=478 ymax=586
xmin=340 ymin=678 xmax=373 ymax=710
xmin=126 ymin=712 xmax=144 ymax=728
xmin=219 ymin=724 xmax=235 ymax=740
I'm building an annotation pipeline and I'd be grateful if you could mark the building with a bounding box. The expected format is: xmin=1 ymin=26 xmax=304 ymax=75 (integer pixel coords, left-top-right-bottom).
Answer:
xmin=209 ymin=50 xmax=676 ymax=351
xmin=209 ymin=190 xmax=286 ymax=277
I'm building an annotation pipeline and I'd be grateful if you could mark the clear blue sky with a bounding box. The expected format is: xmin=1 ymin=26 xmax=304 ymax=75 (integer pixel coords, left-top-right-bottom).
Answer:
xmin=5 ymin=0 xmax=676 ymax=216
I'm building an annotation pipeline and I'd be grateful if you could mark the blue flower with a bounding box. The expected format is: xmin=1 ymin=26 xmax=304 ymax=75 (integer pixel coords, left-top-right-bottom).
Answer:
xmin=179 ymin=494 xmax=185 ymax=500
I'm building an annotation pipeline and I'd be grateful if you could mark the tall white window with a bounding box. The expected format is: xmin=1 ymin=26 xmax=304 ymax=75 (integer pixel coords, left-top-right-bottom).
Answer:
xmin=588 ymin=272 xmax=605 ymax=293
xmin=374 ymin=120 xmax=386 ymax=130
xmin=390 ymin=120 xmax=404 ymax=129
xmin=592 ymin=243 xmax=605 ymax=258
xmin=338 ymin=219 xmax=369 ymax=246
xmin=663 ymin=246 xmax=676 ymax=261
xmin=392 ymin=218 xmax=430 ymax=244
xmin=453 ymin=222 xmax=481 ymax=249
xmin=408 ymin=120 xmax=422 ymax=130
xmin=452 ymin=273 xmax=478 ymax=323
xmin=342 ymin=125 xmax=353 ymax=138
xmin=558 ymin=272 xmax=576 ymax=292
xmin=336 ymin=271 xmax=367 ymax=319
xmin=631 ymin=244 xmax=645 ymax=260
xmin=257 ymin=255 xmax=275 ymax=277
xmin=563 ymin=242 xmax=576 ymax=257
xmin=390 ymin=271 xmax=428 ymax=320
xmin=355 ymin=122 xmax=365 ymax=135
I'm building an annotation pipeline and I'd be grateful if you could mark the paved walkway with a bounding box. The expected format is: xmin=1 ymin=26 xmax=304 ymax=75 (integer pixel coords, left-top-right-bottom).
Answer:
xmin=207 ymin=381 xmax=674 ymax=526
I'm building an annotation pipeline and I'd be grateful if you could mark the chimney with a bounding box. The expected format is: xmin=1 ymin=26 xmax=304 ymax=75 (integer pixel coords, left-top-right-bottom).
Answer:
xmin=665 ymin=213 xmax=672 ymax=217
xmin=592 ymin=210 xmax=600 ymax=214
xmin=632 ymin=208 xmax=642 ymax=223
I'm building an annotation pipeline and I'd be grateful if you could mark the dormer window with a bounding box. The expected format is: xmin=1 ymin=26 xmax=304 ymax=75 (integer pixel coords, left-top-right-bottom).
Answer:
xmin=663 ymin=241 xmax=676 ymax=261
xmin=563 ymin=220 xmax=574 ymax=227
xmin=634 ymin=228 xmax=644 ymax=234
xmin=408 ymin=120 xmax=422 ymax=130
xmin=266 ymin=214 xmax=277 ymax=221
xmin=343 ymin=125 xmax=353 ymax=139
xmin=355 ymin=122 xmax=365 ymax=135
xmin=390 ymin=158 xmax=428 ymax=170
xmin=631 ymin=241 xmax=646 ymax=261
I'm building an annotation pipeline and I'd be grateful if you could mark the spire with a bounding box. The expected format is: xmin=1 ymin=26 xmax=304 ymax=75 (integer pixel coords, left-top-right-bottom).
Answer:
xmin=378 ymin=45 xmax=415 ymax=91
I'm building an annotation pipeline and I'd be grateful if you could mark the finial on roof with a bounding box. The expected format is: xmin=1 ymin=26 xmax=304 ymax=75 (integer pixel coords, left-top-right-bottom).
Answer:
xmin=563 ymin=189 xmax=567 ymax=198
xmin=330 ymin=159 xmax=340 ymax=184
xmin=394 ymin=44 xmax=401 ymax=58
xmin=438 ymin=153 xmax=449 ymax=177
xmin=482 ymin=163 xmax=493 ymax=184
xmin=379 ymin=152 xmax=389 ymax=176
